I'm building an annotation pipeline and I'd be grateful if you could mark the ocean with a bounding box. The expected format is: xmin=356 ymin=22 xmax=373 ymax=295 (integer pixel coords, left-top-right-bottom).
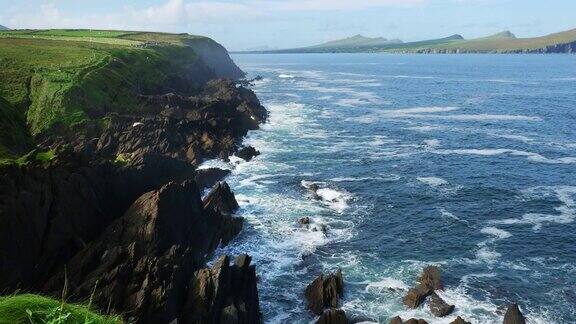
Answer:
xmin=202 ymin=53 xmax=576 ymax=323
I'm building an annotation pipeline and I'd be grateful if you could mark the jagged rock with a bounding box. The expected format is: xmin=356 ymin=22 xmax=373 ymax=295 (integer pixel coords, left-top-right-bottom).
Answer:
xmin=428 ymin=292 xmax=454 ymax=317
xmin=419 ymin=266 xmax=443 ymax=291
xmin=305 ymin=269 xmax=344 ymax=315
xmin=299 ymin=217 xmax=311 ymax=225
xmin=450 ymin=316 xmax=471 ymax=324
xmin=390 ymin=317 xmax=428 ymax=324
xmin=390 ymin=316 xmax=403 ymax=324
xmin=403 ymin=285 xmax=432 ymax=308
xmin=403 ymin=266 xmax=444 ymax=309
xmin=503 ymin=303 xmax=526 ymax=324
xmin=317 ymin=308 xmax=349 ymax=324
xmin=182 ymin=254 xmax=261 ymax=324
xmin=235 ymin=146 xmax=260 ymax=161
xmin=202 ymin=181 xmax=239 ymax=215
xmin=194 ymin=167 xmax=231 ymax=190
xmin=41 ymin=181 xmax=247 ymax=323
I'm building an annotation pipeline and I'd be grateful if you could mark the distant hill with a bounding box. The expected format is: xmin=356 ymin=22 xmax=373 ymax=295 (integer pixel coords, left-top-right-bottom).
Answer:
xmin=252 ymin=28 xmax=576 ymax=54
xmin=260 ymin=34 xmax=403 ymax=53
xmin=0 ymin=25 xmax=9 ymax=31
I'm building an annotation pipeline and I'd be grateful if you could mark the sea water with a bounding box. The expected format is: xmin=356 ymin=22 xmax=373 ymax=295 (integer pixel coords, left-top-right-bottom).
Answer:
xmin=205 ymin=54 xmax=576 ymax=323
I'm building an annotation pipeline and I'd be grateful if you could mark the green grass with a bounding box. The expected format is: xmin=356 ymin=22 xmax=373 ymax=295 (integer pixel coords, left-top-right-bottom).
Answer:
xmin=0 ymin=149 xmax=57 ymax=167
xmin=0 ymin=294 xmax=122 ymax=324
xmin=113 ymin=153 xmax=130 ymax=167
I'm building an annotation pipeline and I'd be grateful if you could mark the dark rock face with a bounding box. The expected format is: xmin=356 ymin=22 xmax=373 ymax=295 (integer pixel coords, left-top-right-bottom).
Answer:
xmin=305 ymin=270 xmax=344 ymax=315
xmin=317 ymin=308 xmax=349 ymax=324
xmin=428 ymin=292 xmax=454 ymax=317
xmin=202 ymin=181 xmax=240 ymax=215
xmin=390 ymin=316 xmax=403 ymax=324
xmin=235 ymin=146 xmax=260 ymax=161
xmin=183 ymin=254 xmax=261 ymax=324
xmin=503 ymin=303 xmax=526 ymax=324
xmin=403 ymin=266 xmax=444 ymax=309
xmin=39 ymin=181 xmax=248 ymax=323
xmin=185 ymin=38 xmax=246 ymax=79
xmin=450 ymin=316 xmax=472 ymax=324
xmin=194 ymin=168 xmax=231 ymax=190
xmin=299 ymin=217 xmax=311 ymax=225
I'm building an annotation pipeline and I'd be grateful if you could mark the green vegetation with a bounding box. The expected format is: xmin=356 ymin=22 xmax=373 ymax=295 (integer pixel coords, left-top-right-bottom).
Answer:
xmin=113 ymin=153 xmax=131 ymax=167
xmin=0 ymin=294 xmax=121 ymax=324
xmin=0 ymin=29 xmax=214 ymax=161
xmin=0 ymin=149 xmax=57 ymax=167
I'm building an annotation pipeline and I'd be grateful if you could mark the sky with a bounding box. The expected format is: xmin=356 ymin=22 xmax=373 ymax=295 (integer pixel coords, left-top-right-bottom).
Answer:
xmin=1 ymin=0 xmax=575 ymax=51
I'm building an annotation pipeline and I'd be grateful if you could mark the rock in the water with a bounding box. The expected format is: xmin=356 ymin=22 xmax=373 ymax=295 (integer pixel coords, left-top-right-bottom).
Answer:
xmin=235 ymin=146 xmax=260 ymax=161
xmin=390 ymin=316 xmax=403 ymax=324
xmin=183 ymin=254 xmax=261 ymax=324
xmin=299 ymin=217 xmax=311 ymax=225
xmin=317 ymin=308 xmax=349 ymax=324
xmin=428 ymin=292 xmax=454 ymax=317
xmin=390 ymin=317 xmax=428 ymax=324
xmin=503 ymin=303 xmax=526 ymax=324
xmin=419 ymin=265 xmax=443 ymax=291
xmin=403 ymin=266 xmax=444 ymax=309
xmin=202 ymin=181 xmax=239 ymax=215
xmin=403 ymin=285 xmax=432 ymax=308
xmin=305 ymin=269 xmax=344 ymax=315
xmin=450 ymin=316 xmax=471 ymax=324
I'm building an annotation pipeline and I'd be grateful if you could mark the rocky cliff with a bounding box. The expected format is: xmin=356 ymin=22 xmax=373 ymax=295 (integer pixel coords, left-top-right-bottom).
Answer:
xmin=0 ymin=33 xmax=266 ymax=323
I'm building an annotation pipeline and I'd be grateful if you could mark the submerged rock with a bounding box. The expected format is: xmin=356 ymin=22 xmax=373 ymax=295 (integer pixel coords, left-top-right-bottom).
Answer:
xmin=235 ymin=145 xmax=260 ymax=161
xmin=305 ymin=269 xmax=344 ymax=315
xmin=450 ymin=316 xmax=472 ymax=324
xmin=503 ymin=303 xmax=526 ymax=324
xmin=317 ymin=308 xmax=349 ymax=324
xmin=299 ymin=217 xmax=311 ymax=225
xmin=428 ymin=292 xmax=454 ymax=317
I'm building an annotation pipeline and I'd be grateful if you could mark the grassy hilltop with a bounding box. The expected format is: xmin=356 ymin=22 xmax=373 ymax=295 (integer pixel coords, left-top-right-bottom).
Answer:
xmin=0 ymin=29 xmax=237 ymax=161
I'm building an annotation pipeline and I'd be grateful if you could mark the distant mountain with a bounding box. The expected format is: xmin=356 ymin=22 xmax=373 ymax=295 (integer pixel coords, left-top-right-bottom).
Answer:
xmin=310 ymin=34 xmax=403 ymax=49
xmin=251 ymin=28 xmax=576 ymax=54
xmin=0 ymin=25 xmax=9 ymax=31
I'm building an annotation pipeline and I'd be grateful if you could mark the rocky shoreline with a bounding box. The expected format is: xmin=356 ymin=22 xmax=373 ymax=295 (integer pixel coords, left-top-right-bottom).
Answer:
xmin=0 ymin=72 xmax=267 ymax=322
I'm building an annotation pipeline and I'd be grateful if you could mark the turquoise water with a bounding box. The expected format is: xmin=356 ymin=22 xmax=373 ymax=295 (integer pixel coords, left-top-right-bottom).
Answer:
xmin=206 ymin=54 xmax=576 ymax=323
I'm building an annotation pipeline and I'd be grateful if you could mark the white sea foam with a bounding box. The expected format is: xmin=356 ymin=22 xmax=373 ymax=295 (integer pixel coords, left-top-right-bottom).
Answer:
xmin=423 ymin=139 xmax=441 ymax=147
xmin=316 ymin=188 xmax=352 ymax=212
xmin=433 ymin=148 xmax=576 ymax=164
xmin=278 ymin=74 xmax=295 ymax=79
xmin=417 ymin=176 xmax=449 ymax=187
xmin=491 ymin=186 xmax=576 ymax=231
xmin=365 ymin=277 xmax=409 ymax=292
xmin=476 ymin=247 xmax=502 ymax=263
xmin=480 ymin=226 xmax=512 ymax=240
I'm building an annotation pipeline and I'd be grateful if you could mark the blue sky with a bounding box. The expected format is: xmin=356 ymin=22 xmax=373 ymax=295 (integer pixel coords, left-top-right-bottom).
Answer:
xmin=1 ymin=0 xmax=575 ymax=50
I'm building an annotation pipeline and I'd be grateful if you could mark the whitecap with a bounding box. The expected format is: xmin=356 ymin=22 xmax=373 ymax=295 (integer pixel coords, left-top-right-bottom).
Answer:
xmin=278 ymin=74 xmax=295 ymax=79
xmin=480 ymin=226 xmax=512 ymax=240
xmin=433 ymin=148 xmax=576 ymax=164
xmin=476 ymin=246 xmax=501 ymax=263
xmin=316 ymin=188 xmax=352 ymax=213
xmin=423 ymin=139 xmax=441 ymax=147
xmin=417 ymin=176 xmax=449 ymax=187
xmin=365 ymin=277 xmax=409 ymax=293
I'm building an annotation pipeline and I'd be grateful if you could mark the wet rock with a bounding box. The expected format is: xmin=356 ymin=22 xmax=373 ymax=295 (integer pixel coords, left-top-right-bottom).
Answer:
xmin=403 ymin=266 xmax=444 ymax=309
xmin=317 ymin=308 xmax=349 ymax=324
xmin=183 ymin=254 xmax=261 ymax=324
xmin=235 ymin=146 xmax=260 ymax=161
xmin=299 ymin=217 xmax=311 ymax=225
xmin=503 ymin=303 xmax=526 ymax=324
xmin=450 ymin=316 xmax=471 ymax=324
xmin=202 ymin=181 xmax=239 ymax=215
xmin=305 ymin=269 xmax=344 ymax=315
xmin=390 ymin=317 xmax=428 ymax=324
xmin=194 ymin=167 xmax=231 ymax=190
xmin=403 ymin=285 xmax=432 ymax=308
xmin=419 ymin=266 xmax=443 ymax=291
xmin=428 ymin=292 xmax=454 ymax=317
xmin=390 ymin=316 xmax=403 ymax=324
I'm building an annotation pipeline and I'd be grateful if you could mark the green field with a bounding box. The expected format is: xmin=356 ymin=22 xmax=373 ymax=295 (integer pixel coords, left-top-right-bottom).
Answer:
xmin=0 ymin=29 xmax=212 ymax=160
xmin=0 ymin=294 xmax=122 ymax=324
